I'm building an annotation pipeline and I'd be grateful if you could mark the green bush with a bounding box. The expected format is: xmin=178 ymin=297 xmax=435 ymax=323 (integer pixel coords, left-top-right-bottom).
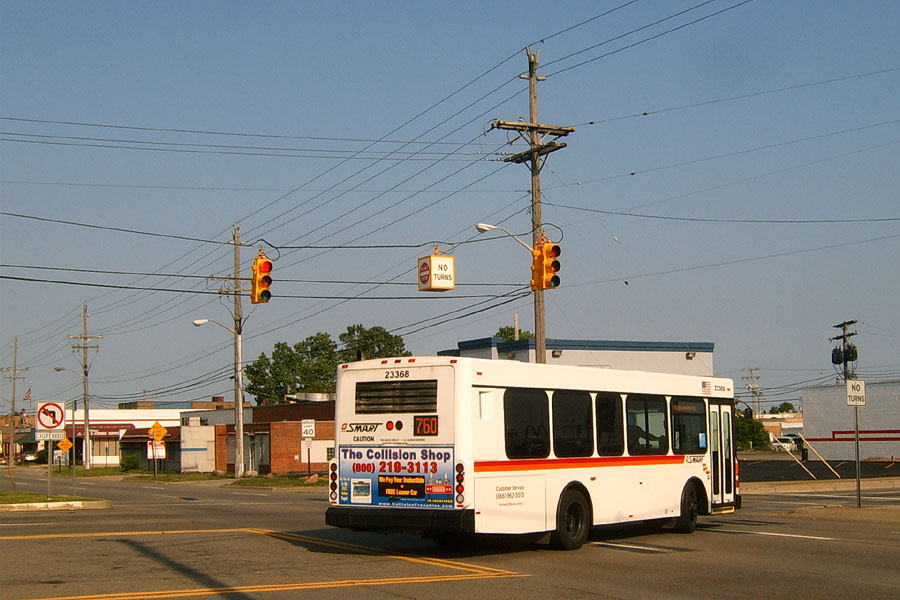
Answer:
xmin=120 ymin=454 xmax=140 ymax=472
xmin=735 ymin=412 xmax=772 ymax=451
xmin=36 ymin=449 xmax=48 ymax=464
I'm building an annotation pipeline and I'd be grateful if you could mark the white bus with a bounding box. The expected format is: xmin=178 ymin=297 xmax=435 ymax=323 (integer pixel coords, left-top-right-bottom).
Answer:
xmin=326 ymin=356 xmax=739 ymax=549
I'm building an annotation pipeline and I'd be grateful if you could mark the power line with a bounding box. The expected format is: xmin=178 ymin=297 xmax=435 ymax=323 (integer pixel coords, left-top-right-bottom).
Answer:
xmin=545 ymin=0 xmax=756 ymax=78
xmin=0 ymin=135 xmax=490 ymax=161
xmin=0 ymin=274 xmax=524 ymax=299
xmin=545 ymin=119 xmax=900 ymax=189
xmin=543 ymin=205 xmax=900 ymax=224
xmin=574 ymin=67 xmax=900 ymax=127
xmin=0 ymin=115 xmax=504 ymax=147
xmin=572 ymin=233 xmax=900 ymax=287
xmin=0 ymin=211 xmax=509 ymax=249
xmin=543 ymin=0 xmax=720 ymax=71
xmin=0 ymin=264 xmax=521 ymax=286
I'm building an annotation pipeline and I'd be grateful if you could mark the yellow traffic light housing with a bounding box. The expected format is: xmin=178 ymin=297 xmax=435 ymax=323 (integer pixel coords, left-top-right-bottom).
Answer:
xmin=541 ymin=242 xmax=561 ymax=289
xmin=530 ymin=243 xmax=544 ymax=291
xmin=251 ymin=251 xmax=273 ymax=304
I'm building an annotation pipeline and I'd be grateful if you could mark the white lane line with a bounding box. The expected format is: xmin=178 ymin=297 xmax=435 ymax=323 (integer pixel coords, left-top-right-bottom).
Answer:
xmin=710 ymin=529 xmax=834 ymax=540
xmin=592 ymin=541 xmax=667 ymax=553
xmin=232 ymin=492 xmax=269 ymax=497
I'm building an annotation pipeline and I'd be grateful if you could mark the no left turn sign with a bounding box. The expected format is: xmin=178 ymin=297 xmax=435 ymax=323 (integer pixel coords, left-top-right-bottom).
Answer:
xmin=37 ymin=402 xmax=66 ymax=430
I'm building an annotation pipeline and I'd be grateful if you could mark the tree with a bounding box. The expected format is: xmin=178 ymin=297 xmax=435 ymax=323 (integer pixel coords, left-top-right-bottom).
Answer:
xmin=769 ymin=401 xmax=796 ymax=414
xmin=244 ymin=333 xmax=338 ymax=405
xmin=734 ymin=411 xmax=771 ymax=451
xmin=338 ymin=324 xmax=410 ymax=362
xmin=494 ymin=326 xmax=534 ymax=343
xmin=244 ymin=325 xmax=409 ymax=404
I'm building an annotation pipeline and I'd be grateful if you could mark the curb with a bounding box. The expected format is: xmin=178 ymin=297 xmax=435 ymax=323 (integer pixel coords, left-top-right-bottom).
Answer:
xmin=741 ymin=477 xmax=900 ymax=495
xmin=0 ymin=500 xmax=111 ymax=512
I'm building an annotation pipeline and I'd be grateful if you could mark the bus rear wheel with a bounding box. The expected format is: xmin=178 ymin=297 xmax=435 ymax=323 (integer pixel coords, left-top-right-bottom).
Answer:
xmin=551 ymin=489 xmax=591 ymax=550
xmin=674 ymin=483 xmax=699 ymax=533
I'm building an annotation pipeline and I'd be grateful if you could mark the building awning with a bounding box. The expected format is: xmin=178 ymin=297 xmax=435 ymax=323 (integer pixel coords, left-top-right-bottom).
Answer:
xmin=15 ymin=430 xmax=37 ymax=445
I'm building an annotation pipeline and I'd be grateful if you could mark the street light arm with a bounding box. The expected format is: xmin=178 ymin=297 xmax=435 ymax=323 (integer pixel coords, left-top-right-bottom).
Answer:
xmin=475 ymin=223 xmax=533 ymax=252
xmin=192 ymin=318 xmax=235 ymax=335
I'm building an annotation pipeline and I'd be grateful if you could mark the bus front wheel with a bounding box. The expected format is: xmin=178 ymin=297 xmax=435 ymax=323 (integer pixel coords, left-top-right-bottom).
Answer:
xmin=551 ymin=489 xmax=591 ymax=550
xmin=674 ymin=483 xmax=699 ymax=533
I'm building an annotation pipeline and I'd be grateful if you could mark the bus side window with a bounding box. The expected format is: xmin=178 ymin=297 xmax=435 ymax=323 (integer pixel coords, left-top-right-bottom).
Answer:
xmin=626 ymin=394 xmax=668 ymax=456
xmin=552 ymin=390 xmax=593 ymax=458
xmin=595 ymin=392 xmax=624 ymax=456
xmin=504 ymin=388 xmax=550 ymax=459
xmin=671 ymin=397 xmax=706 ymax=454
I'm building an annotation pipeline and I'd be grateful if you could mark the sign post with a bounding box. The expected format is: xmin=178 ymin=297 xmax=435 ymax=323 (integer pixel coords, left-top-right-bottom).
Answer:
xmin=302 ymin=419 xmax=315 ymax=476
xmin=148 ymin=422 xmax=167 ymax=479
xmin=36 ymin=402 xmax=66 ymax=499
xmin=846 ymin=380 xmax=866 ymax=507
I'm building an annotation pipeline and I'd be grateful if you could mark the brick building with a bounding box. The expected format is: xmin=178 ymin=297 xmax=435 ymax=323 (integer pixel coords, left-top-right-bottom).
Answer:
xmin=181 ymin=400 xmax=335 ymax=475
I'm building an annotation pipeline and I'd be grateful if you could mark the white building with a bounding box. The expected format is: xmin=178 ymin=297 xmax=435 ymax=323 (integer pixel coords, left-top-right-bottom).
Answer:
xmin=439 ymin=337 xmax=714 ymax=376
xmin=801 ymin=381 xmax=900 ymax=460
xmin=64 ymin=407 xmax=198 ymax=467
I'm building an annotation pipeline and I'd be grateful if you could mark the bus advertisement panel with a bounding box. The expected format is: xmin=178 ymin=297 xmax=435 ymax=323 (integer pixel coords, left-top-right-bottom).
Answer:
xmin=336 ymin=445 xmax=455 ymax=509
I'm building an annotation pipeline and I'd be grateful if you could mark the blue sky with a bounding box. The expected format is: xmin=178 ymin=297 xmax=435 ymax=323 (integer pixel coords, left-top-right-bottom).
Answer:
xmin=2 ymin=1 xmax=898 ymax=413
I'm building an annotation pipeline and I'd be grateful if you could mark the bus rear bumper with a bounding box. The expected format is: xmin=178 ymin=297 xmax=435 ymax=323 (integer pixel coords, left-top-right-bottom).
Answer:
xmin=326 ymin=505 xmax=475 ymax=534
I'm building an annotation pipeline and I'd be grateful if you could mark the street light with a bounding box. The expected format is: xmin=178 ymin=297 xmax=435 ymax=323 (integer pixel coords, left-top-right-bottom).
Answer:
xmin=54 ymin=366 xmax=91 ymax=470
xmin=475 ymin=223 xmax=533 ymax=251
xmin=193 ymin=318 xmax=245 ymax=478
xmin=475 ymin=222 xmax=548 ymax=363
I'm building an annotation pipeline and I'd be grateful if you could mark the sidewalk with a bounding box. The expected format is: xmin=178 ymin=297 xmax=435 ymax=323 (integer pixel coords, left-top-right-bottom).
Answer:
xmin=741 ymin=476 xmax=900 ymax=495
xmin=741 ymin=476 xmax=900 ymax=524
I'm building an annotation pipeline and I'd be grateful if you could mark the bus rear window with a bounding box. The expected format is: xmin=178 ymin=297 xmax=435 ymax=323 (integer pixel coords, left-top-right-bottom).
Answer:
xmin=355 ymin=380 xmax=438 ymax=414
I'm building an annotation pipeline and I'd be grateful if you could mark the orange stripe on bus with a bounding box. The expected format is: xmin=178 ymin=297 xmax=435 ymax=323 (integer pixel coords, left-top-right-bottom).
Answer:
xmin=474 ymin=455 xmax=686 ymax=472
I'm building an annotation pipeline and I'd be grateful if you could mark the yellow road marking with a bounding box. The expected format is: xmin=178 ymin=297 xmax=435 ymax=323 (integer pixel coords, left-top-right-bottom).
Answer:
xmin=8 ymin=527 xmax=527 ymax=599
xmin=0 ymin=528 xmax=252 ymax=541
xmin=23 ymin=572 xmax=527 ymax=600
xmin=256 ymin=529 xmax=516 ymax=575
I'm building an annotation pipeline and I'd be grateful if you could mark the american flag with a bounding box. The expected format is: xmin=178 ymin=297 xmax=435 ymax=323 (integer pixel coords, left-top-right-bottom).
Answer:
xmin=22 ymin=387 xmax=31 ymax=403
xmin=701 ymin=381 xmax=711 ymax=396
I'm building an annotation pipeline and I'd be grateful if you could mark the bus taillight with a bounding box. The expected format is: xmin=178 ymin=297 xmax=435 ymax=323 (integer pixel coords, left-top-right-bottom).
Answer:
xmin=329 ymin=462 xmax=338 ymax=501
xmin=455 ymin=462 xmax=465 ymax=505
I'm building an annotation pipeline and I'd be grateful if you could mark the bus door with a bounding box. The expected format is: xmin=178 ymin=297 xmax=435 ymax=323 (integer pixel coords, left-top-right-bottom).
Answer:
xmin=708 ymin=401 xmax=736 ymax=511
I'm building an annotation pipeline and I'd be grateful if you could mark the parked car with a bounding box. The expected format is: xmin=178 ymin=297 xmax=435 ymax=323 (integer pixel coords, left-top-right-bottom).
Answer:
xmin=23 ymin=452 xmax=37 ymax=462
xmin=774 ymin=437 xmax=795 ymax=452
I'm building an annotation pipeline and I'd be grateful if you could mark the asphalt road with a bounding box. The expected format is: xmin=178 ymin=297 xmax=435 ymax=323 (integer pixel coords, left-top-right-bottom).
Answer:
xmin=2 ymin=467 xmax=898 ymax=599
xmin=738 ymin=451 xmax=899 ymax=482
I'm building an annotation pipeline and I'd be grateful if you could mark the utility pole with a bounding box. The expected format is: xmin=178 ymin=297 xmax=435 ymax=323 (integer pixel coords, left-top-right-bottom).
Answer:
xmin=2 ymin=336 xmax=28 ymax=475
xmin=493 ymin=47 xmax=574 ymax=364
xmin=210 ymin=225 xmax=246 ymax=478
xmin=68 ymin=305 xmax=101 ymax=469
xmin=741 ymin=368 xmax=762 ymax=417
xmin=831 ymin=319 xmax=860 ymax=507
xmin=232 ymin=226 xmax=245 ymax=478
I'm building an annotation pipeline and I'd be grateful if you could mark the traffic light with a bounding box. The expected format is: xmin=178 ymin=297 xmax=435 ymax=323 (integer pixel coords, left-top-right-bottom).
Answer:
xmin=530 ymin=243 xmax=544 ymax=291
xmin=541 ymin=242 xmax=561 ymax=289
xmin=251 ymin=252 xmax=273 ymax=304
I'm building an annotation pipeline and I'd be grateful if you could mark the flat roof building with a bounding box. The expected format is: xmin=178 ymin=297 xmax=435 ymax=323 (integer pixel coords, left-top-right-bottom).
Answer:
xmin=439 ymin=337 xmax=715 ymax=376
